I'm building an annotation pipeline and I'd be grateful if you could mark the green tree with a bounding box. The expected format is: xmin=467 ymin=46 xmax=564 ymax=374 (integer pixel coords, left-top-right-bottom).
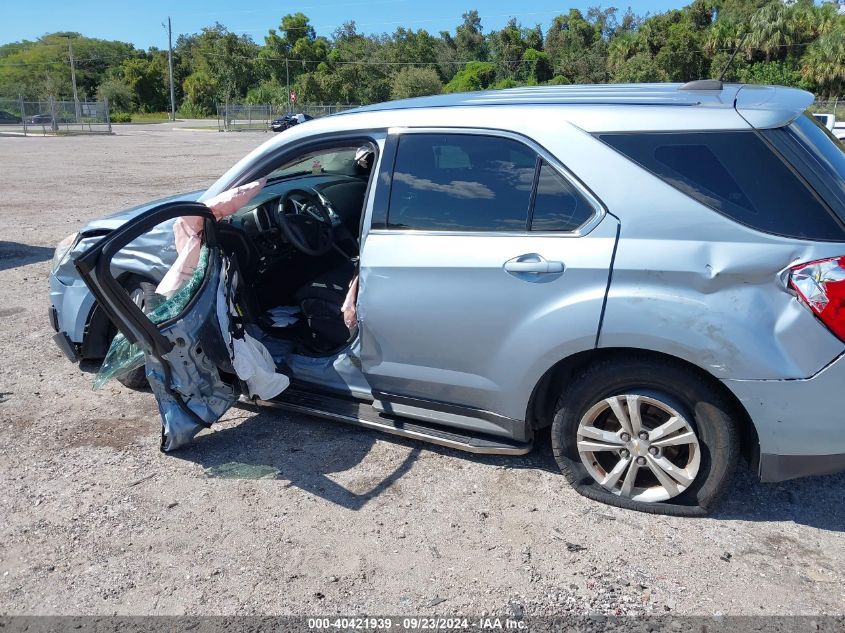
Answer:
xmin=488 ymin=18 xmax=532 ymax=80
xmin=181 ymin=70 xmax=217 ymax=115
xmin=443 ymin=61 xmax=496 ymax=92
xmin=546 ymin=9 xmax=611 ymax=84
xmin=455 ymin=10 xmax=487 ymax=61
xmin=175 ymin=24 xmax=257 ymax=106
xmin=0 ymin=33 xmax=137 ymax=99
xmin=118 ymin=56 xmax=168 ymax=111
xmin=747 ymin=2 xmax=801 ymax=61
xmin=612 ymin=52 xmax=670 ymax=83
xmin=742 ymin=58 xmax=803 ymax=87
xmin=96 ymin=76 xmax=134 ymax=112
xmin=390 ymin=66 xmax=442 ymax=99
xmin=261 ymin=13 xmax=329 ymax=88
xmin=521 ymin=49 xmax=553 ymax=84
xmin=802 ymin=27 xmax=845 ymax=97
xmin=245 ymin=79 xmax=288 ymax=107
xmin=3 ymin=1 xmax=844 ymax=113
xmin=715 ymin=0 xmax=775 ymax=24
xmin=307 ymin=23 xmax=390 ymax=103
xmin=654 ymin=12 xmax=709 ymax=81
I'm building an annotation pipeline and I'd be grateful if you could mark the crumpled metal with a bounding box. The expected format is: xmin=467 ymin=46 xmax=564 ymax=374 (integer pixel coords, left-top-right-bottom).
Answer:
xmin=93 ymin=247 xmax=210 ymax=389
xmin=92 ymin=178 xmax=267 ymax=389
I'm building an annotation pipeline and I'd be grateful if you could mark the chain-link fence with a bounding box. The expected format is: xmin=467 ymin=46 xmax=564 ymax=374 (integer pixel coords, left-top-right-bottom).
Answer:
xmin=216 ymin=103 xmax=361 ymax=132
xmin=0 ymin=97 xmax=112 ymax=136
xmin=216 ymin=103 xmax=273 ymax=132
xmin=296 ymin=104 xmax=361 ymax=118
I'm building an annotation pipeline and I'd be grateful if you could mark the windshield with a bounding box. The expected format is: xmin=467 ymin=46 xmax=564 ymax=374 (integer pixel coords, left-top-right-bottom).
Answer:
xmin=267 ymin=147 xmax=359 ymax=180
xmin=763 ymin=112 xmax=845 ymax=225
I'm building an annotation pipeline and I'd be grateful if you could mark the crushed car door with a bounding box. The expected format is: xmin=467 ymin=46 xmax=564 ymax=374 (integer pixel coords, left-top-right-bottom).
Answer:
xmin=74 ymin=201 xmax=241 ymax=451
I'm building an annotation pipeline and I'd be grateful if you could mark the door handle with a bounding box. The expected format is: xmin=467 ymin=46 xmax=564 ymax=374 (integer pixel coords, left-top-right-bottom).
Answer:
xmin=504 ymin=254 xmax=565 ymax=274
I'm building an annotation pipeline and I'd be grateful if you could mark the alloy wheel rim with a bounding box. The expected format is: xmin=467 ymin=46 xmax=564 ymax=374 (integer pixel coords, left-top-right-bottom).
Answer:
xmin=576 ymin=394 xmax=701 ymax=503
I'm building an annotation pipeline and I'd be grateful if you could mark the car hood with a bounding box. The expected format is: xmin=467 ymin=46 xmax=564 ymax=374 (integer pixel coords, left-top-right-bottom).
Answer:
xmin=80 ymin=190 xmax=204 ymax=234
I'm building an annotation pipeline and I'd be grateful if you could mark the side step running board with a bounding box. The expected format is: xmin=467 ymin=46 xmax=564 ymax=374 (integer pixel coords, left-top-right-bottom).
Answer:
xmin=258 ymin=388 xmax=532 ymax=456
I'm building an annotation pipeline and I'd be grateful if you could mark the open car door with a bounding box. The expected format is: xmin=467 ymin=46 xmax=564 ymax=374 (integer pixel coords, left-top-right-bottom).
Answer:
xmin=74 ymin=201 xmax=242 ymax=451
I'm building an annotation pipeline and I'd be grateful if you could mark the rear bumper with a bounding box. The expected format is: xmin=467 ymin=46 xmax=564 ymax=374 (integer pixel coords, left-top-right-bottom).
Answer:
xmin=724 ymin=353 xmax=845 ymax=482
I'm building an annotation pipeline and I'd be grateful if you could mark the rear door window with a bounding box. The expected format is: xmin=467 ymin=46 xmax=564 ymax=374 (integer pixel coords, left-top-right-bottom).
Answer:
xmin=387 ymin=134 xmax=536 ymax=231
xmin=599 ymin=130 xmax=845 ymax=241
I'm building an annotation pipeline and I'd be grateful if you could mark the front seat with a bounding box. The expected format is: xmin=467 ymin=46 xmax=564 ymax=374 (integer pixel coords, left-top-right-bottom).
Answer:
xmin=294 ymin=262 xmax=355 ymax=353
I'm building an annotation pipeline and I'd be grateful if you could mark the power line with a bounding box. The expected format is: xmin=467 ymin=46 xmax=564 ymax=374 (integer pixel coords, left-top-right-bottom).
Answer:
xmin=0 ymin=39 xmax=819 ymax=69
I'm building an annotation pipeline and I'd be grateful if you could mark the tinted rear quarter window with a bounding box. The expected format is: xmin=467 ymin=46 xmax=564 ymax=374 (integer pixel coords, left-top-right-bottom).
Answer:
xmin=763 ymin=113 xmax=845 ymax=226
xmin=531 ymin=160 xmax=596 ymax=231
xmin=599 ymin=130 xmax=844 ymax=241
xmin=388 ymin=134 xmax=536 ymax=231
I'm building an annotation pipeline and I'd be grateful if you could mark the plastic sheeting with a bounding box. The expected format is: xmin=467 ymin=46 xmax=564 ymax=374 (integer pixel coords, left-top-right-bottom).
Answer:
xmin=92 ymin=247 xmax=210 ymax=390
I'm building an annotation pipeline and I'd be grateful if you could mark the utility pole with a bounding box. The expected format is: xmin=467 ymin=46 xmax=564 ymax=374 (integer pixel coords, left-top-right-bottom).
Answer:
xmin=68 ymin=36 xmax=81 ymax=122
xmin=285 ymin=58 xmax=290 ymax=113
xmin=167 ymin=16 xmax=176 ymax=121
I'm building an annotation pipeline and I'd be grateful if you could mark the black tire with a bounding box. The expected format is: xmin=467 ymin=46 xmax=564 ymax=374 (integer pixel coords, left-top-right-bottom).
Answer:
xmin=113 ymin=277 xmax=157 ymax=391
xmin=551 ymin=355 xmax=739 ymax=517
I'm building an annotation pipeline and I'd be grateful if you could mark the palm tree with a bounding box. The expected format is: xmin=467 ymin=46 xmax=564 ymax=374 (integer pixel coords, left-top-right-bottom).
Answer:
xmin=747 ymin=3 xmax=798 ymax=61
xmin=705 ymin=19 xmax=743 ymax=57
xmin=608 ymin=30 xmax=640 ymax=70
xmin=798 ymin=2 xmax=838 ymax=39
xmin=802 ymin=27 xmax=845 ymax=98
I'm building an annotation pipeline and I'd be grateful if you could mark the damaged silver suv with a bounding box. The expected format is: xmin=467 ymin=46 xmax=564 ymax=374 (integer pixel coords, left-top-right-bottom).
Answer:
xmin=57 ymin=82 xmax=845 ymax=515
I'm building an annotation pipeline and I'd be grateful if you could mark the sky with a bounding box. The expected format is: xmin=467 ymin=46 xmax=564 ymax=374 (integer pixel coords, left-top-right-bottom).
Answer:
xmin=1 ymin=0 xmax=688 ymax=50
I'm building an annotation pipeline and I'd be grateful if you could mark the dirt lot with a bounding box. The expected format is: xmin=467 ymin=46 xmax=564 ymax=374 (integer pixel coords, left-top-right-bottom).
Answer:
xmin=0 ymin=124 xmax=844 ymax=618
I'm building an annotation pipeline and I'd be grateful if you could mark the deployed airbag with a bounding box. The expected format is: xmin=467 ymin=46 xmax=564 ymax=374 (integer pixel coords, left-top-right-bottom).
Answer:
xmin=215 ymin=261 xmax=290 ymax=401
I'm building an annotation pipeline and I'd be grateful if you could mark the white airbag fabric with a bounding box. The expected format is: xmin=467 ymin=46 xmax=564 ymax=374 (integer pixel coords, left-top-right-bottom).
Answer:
xmin=230 ymin=332 xmax=290 ymax=400
xmin=215 ymin=264 xmax=289 ymax=401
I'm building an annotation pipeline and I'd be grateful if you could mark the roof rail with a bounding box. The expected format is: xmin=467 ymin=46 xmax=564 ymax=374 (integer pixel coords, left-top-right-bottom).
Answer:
xmin=679 ymin=79 xmax=724 ymax=91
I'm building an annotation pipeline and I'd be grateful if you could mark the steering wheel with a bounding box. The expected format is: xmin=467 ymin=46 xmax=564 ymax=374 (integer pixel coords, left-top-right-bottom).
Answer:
xmin=276 ymin=188 xmax=335 ymax=256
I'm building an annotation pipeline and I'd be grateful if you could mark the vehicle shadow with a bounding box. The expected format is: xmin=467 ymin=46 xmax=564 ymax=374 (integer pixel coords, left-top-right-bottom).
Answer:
xmin=170 ymin=401 xmax=558 ymax=511
xmin=170 ymin=403 xmax=845 ymax=529
xmin=712 ymin=463 xmax=845 ymax=532
xmin=0 ymin=241 xmax=54 ymax=272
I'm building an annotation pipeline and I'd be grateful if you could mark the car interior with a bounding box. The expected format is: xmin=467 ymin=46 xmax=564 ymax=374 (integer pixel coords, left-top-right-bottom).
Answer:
xmin=216 ymin=143 xmax=376 ymax=360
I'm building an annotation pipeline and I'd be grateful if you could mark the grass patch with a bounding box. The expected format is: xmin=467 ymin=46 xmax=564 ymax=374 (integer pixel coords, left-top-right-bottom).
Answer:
xmin=131 ymin=112 xmax=171 ymax=123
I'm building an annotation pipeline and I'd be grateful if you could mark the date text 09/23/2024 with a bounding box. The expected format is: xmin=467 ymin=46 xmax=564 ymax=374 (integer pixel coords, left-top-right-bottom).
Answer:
xmin=307 ymin=617 xmax=527 ymax=630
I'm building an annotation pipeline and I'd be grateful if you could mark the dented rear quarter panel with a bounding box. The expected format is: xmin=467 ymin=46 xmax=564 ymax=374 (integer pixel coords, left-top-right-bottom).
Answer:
xmin=564 ymin=124 xmax=845 ymax=380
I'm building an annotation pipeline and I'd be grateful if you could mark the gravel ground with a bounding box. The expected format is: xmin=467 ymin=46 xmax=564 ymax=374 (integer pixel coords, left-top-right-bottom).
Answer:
xmin=0 ymin=125 xmax=844 ymax=618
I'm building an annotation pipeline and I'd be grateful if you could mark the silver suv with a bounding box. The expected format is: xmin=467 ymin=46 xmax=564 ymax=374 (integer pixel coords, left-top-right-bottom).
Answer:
xmin=64 ymin=82 xmax=845 ymax=515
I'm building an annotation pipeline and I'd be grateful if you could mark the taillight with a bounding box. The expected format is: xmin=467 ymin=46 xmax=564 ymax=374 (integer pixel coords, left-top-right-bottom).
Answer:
xmin=789 ymin=257 xmax=845 ymax=341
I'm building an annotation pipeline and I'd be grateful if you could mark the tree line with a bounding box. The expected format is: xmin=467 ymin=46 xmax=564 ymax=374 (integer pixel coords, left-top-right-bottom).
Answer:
xmin=1 ymin=0 xmax=844 ymax=118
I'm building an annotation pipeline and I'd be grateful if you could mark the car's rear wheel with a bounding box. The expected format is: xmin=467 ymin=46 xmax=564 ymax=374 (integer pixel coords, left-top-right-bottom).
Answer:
xmin=551 ymin=356 xmax=738 ymax=516
xmin=113 ymin=277 xmax=157 ymax=390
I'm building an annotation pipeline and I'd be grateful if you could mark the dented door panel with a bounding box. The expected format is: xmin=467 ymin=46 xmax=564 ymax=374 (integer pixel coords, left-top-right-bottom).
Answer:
xmin=147 ymin=256 xmax=239 ymax=451
xmin=75 ymin=202 xmax=241 ymax=451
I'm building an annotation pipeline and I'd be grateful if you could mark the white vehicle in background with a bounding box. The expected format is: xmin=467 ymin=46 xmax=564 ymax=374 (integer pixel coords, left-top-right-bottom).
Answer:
xmin=813 ymin=113 xmax=845 ymax=141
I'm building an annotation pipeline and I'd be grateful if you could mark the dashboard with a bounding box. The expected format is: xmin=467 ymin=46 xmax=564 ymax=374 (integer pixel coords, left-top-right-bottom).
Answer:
xmin=221 ymin=173 xmax=367 ymax=259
